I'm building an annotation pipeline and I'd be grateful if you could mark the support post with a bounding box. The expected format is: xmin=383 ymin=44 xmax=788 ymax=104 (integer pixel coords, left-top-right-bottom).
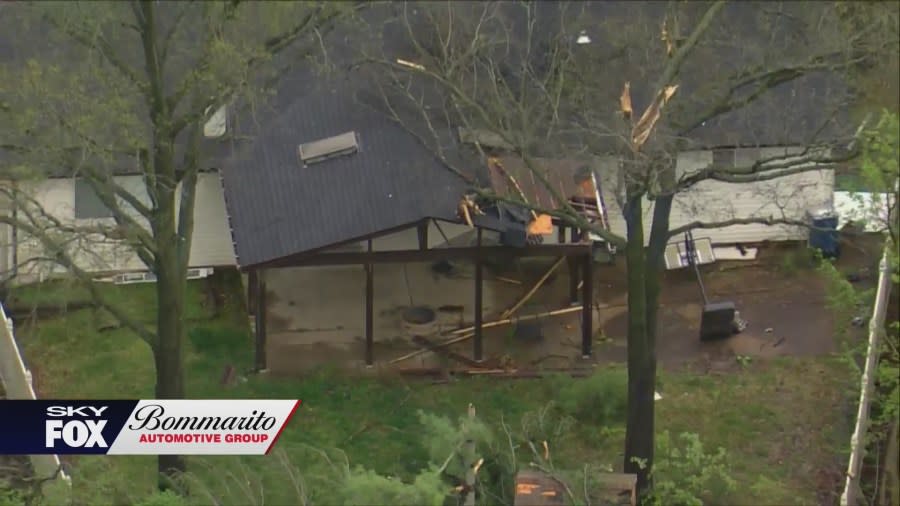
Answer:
xmin=557 ymin=224 xmax=566 ymax=244
xmin=247 ymin=269 xmax=257 ymax=316
xmin=254 ymin=269 xmax=267 ymax=372
xmin=570 ymin=226 xmax=581 ymax=243
xmin=581 ymin=252 xmax=593 ymax=358
xmin=474 ymin=228 xmax=483 ymax=362
xmin=568 ymin=226 xmax=580 ymax=304
xmin=417 ymin=220 xmax=429 ymax=251
xmin=365 ymin=239 xmax=374 ymax=367
xmin=568 ymin=257 xmax=580 ymax=304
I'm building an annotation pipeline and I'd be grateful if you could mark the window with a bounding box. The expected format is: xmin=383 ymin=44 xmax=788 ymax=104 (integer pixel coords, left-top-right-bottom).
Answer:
xmin=74 ymin=179 xmax=114 ymax=219
xmin=204 ymin=105 xmax=227 ymax=138
xmin=298 ymin=131 xmax=359 ymax=165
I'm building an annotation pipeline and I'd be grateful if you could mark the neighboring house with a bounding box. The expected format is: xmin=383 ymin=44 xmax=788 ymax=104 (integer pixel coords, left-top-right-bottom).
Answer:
xmin=0 ymin=170 xmax=236 ymax=284
xmin=484 ymin=149 xmax=834 ymax=248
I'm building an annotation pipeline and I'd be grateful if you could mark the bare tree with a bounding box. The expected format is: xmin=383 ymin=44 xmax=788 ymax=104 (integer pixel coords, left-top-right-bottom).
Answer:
xmin=364 ymin=0 xmax=894 ymax=494
xmin=0 ymin=0 xmax=355 ymax=490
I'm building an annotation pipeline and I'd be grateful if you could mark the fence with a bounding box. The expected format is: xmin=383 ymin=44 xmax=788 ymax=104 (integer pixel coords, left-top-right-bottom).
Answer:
xmin=0 ymin=302 xmax=71 ymax=491
xmin=840 ymin=245 xmax=894 ymax=506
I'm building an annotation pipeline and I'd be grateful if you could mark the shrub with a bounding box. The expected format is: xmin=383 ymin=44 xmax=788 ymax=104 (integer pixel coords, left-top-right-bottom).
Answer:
xmin=647 ymin=431 xmax=736 ymax=506
xmin=557 ymin=369 xmax=628 ymax=426
xmin=0 ymin=488 xmax=25 ymax=506
xmin=340 ymin=468 xmax=446 ymax=506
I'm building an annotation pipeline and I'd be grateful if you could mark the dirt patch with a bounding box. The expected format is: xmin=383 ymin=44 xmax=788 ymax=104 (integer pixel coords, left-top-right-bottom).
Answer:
xmin=263 ymin=239 xmax=886 ymax=376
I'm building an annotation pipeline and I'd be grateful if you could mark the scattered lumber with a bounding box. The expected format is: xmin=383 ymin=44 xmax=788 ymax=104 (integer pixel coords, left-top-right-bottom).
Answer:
xmin=411 ymin=336 xmax=487 ymax=368
xmin=500 ymin=257 xmax=566 ymax=320
xmin=449 ymin=305 xmax=582 ymax=336
xmin=388 ymin=306 xmax=583 ymax=365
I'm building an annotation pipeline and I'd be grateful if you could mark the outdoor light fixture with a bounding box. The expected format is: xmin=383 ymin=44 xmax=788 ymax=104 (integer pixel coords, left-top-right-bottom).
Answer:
xmin=576 ymin=30 xmax=591 ymax=44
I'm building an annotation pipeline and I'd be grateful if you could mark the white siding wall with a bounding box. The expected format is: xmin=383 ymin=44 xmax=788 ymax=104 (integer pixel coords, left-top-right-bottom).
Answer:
xmin=12 ymin=172 xmax=236 ymax=279
xmin=189 ymin=174 xmax=237 ymax=267
xmin=596 ymin=148 xmax=834 ymax=245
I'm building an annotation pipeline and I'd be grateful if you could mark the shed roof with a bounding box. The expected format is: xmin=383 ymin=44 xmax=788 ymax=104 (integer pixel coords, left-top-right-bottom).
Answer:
xmin=220 ymin=71 xmax=470 ymax=268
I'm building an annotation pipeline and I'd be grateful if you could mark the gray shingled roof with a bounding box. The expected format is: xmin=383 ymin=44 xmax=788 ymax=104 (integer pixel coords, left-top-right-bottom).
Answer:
xmin=219 ymin=70 xmax=471 ymax=268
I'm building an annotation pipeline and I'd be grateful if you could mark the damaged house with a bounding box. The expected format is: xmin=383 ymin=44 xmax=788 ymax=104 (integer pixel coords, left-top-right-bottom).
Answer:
xmin=220 ymin=3 xmax=849 ymax=372
xmin=0 ymin=2 xmax=853 ymax=372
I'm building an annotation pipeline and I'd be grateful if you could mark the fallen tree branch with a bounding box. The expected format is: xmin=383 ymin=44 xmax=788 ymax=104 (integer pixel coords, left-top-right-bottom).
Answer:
xmin=667 ymin=216 xmax=810 ymax=238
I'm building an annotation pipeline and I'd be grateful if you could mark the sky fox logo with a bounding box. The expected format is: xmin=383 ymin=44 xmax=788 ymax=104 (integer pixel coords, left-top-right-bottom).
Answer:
xmin=45 ymin=406 xmax=109 ymax=449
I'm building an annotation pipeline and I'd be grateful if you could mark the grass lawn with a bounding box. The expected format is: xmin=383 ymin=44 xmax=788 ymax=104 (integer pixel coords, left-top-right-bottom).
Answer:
xmin=12 ymin=270 xmax=853 ymax=505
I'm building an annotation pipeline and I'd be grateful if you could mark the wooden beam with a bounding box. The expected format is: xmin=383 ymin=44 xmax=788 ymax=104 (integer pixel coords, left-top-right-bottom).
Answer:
xmin=274 ymin=244 xmax=590 ymax=267
xmin=474 ymin=228 xmax=484 ymax=362
xmin=449 ymin=305 xmax=583 ymax=336
xmin=412 ymin=336 xmax=486 ymax=368
xmin=582 ymin=253 xmax=593 ymax=358
xmin=417 ymin=220 xmax=429 ymax=251
xmin=365 ymin=239 xmax=374 ymax=366
xmin=254 ymin=270 xmax=267 ymax=372
xmin=500 ymin=256 xmax=565 ymax=319
xmin=389 ymin=306 xmax=583 ymax=365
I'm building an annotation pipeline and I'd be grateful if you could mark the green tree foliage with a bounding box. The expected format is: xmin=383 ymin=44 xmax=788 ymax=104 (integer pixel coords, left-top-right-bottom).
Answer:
xmin=647 ymin=432 xmax=736 ymax=506
xmin=367 ymin=2 xmax=889 ymax=494
xmin=340 ymin=468 xmax=447 ymax=506
xmin=0 ymin=1 xmax=355 ymax=489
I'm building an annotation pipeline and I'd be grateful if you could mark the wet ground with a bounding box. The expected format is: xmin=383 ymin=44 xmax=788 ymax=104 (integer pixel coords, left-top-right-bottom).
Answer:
xmin=264 ymin=236 xmax=885 ymax=377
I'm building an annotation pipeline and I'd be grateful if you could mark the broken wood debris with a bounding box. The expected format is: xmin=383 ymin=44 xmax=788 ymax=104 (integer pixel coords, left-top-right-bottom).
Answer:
xmin=411 ymin=336 xmax=487 ymax=369
xmin=489 ymin=156 xmax=538 ymax=219
xmin=458 ymin=194 xmax=484 ymax=227
xmin=500 ymin=257 xmax=566 ymax=320
xmin=451 ymin=306 xmax=583 ymax=336
xmin=389 ymin=306 xmax=583 ymax=366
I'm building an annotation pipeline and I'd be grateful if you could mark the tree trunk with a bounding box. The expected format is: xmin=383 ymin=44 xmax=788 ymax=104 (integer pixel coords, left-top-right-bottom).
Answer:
xmin=623 ymin=194 xmax=654 ymax=494
xmin=153 ymin=186 xmax=187 ymax=491
xmin=623 ymin=191 xmax=674 ymax=498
